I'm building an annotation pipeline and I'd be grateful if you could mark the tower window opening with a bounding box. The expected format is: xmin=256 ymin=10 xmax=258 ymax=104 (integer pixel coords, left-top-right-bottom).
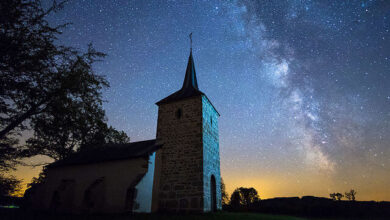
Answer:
xmin=176 ymin=108 xmax=182 ymax=119
xmin=210 ymin=117 xmax=213 ymax=126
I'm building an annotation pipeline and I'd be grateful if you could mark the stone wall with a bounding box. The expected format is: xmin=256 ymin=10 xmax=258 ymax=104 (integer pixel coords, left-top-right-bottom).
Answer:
xmin=154 ymin=96 xmax=204 ymax=211
xmin=202 ymin=96 xmax=222 ymax=211
xmin=153 ymin=95 xmax=221 ymax=212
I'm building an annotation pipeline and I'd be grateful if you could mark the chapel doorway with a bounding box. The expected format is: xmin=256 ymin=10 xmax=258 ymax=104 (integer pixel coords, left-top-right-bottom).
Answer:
xmin=210 ymin=175 xmax=217 ymax=212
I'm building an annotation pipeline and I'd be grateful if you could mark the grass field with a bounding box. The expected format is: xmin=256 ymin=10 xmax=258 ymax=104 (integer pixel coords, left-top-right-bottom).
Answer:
xmin=0 ymin=209 xmax=385 ymax=220
xmin=130 ymin=212 xmax=384 ymax=220
xmin=0 ymin=211 xmax=305 ymax=220
xmin=132 ymin=212 xmax=307 ymax=220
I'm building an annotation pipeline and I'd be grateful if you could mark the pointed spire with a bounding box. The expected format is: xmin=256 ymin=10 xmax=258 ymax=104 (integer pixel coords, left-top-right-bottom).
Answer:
xmin=155 ymin=34 xmax=204 ymax=105
xmin=182 ymin=33 xmax=198 ymax=90
xmin=182 ymin=51 xmax=199 ymax=90
xmin=189 ymin=32 xmax=193 ymax=52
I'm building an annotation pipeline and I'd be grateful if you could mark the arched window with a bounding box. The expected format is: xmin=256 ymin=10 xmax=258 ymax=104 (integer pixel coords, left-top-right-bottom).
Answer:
xmin=49 ymin=179 xmax=76 ymax=211
xmin=82 ymin=177 xmax=105 ymax=212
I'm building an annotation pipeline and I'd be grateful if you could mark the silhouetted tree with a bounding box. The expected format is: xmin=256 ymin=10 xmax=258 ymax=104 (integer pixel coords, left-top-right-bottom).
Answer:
xmin=0 ymin=174 xmax=21 ymax=197
xmin=221 ymin=178 xmax=229 ymax=206
xmin=240 ymin=187 xmax=260 ymax=207
xmin=330 ymin=192 xmax=344 ymax=201
xmin=1 ymin=0 xmax=70 ymax=142
xmin=0 ymin=1 xmax=129 ymax=197
xmin=230 ymin=189 xmax=242 ymax=210
xmin=104 ymin=126 xmax=131 ymax=144
xmin=0 ymin=0 xmax=129 ymax=164
xmin=23 ymin=166 xmax=48 ymax=205
xmin=26 ymin=166 xmax=48 ymax=190
xmin=345 ymin=189 xmax=357 ymax=201
xmin=335 ymin=192 xmax=344 ymax=201
xmin=229 ymin=187 xmax=260 ymax=210
xmin=0 ymin=138 xmax=18 ymax=172
xmin=0 ymin=138 xmax=20 ymax=197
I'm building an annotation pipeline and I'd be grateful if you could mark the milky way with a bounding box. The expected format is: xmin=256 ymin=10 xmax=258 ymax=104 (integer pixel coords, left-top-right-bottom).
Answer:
xmin=17 ymin=0 xmax=390 ymax=200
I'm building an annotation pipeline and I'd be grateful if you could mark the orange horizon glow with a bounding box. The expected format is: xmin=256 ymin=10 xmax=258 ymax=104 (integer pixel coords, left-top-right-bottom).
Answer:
xmin=9 ymin=156 xmax=390 ymax=202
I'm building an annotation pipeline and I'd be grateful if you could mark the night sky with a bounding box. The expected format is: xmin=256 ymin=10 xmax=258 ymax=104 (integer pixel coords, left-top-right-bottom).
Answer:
xmin=15 ymin=0 xmax=390 ymax=200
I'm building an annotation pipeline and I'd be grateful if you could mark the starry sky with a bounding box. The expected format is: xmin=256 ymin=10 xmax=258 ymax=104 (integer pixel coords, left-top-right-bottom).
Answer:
xmin=15 ymin=0 xmax=390 ymax=200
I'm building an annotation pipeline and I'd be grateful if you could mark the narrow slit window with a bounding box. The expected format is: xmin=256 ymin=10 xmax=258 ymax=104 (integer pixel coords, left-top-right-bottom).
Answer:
xmin=176 ymin=108 xmax=182 ymax=119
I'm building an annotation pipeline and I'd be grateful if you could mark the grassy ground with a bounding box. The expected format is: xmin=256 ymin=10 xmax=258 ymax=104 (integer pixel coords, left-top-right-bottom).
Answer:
xmin=131 ymin=212 xmax=385 ymax=220
xmin=0 ymin=210 xmax=306 ymax=220
xmin=0 ymin=209 xmax=385 ymax=220
xmin=133 ymin=212 xmax=306 ymax=220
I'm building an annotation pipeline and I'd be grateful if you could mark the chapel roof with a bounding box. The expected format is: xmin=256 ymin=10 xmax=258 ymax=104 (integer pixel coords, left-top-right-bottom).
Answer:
xmin=49 ymin=139 xmax=161 ymax=168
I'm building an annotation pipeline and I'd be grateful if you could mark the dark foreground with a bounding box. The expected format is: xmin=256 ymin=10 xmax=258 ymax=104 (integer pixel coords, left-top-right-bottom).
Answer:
xmin=0 ymin=209 xmax=388 ymax=220
xmin=227 ymin=197 xmax=390 ymax=219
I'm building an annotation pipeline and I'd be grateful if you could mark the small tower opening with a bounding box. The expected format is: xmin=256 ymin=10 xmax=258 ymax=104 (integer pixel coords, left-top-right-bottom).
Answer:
xmin=175 ymin=108 xmax=182 ymax=119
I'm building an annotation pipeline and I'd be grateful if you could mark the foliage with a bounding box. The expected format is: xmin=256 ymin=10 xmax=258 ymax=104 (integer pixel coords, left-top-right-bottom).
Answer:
xmin=0 ymin=137 xmax=19 ymax=172
xmin=104 ymin=126 xmax=131 ymax=144
xmin=335 ymin=193 xmax=344 ymax=201
xmin=330 ymin=192 xmax=343 ymax=201
xmin=23 ymin=166 xmax=48 ymax=204
xmin=1 ymin=0 xmax=69 ymax=141
xmin=345 ymin=189 xmax=357 ymax=201
xmin=230 ymin=187 xmax=260 ymax=210
xmin=0 ymin=0 xmax=129 ymax=168
xmin=230 ymin=189 xmax=242 ymax=210
xmin=221 ymin=178 xmax=229 ymax=206
xmin=27 ymin=167 xmax=48 ymax=189
xmin=0 ymin=174 xmax=21 ymax=197
xmin=239 ymin=187 xmax=260 ymax=206
xmin=329 ymin=193 xmax=335 ymax=201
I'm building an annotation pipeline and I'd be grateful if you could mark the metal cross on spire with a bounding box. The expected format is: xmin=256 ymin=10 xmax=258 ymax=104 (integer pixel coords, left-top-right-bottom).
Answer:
xmin=189 ymin=32 xmax=193 ymax=52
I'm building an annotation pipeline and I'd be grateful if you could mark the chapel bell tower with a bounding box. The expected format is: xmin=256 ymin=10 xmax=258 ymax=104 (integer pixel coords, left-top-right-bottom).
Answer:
xmin=152 ymin=40 xmax=221 ymax=212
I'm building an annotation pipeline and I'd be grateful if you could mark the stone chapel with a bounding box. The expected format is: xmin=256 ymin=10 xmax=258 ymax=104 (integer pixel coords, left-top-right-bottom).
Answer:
xmin=28 ymin=49 xmax=222 ymax=213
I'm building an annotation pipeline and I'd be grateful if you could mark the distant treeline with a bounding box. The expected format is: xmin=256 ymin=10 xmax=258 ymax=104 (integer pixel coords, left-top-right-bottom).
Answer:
xmin=221 ymin=185 xmax=390 ymax=218
xmin=224 ymin=196 xmax=390 ymax=218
